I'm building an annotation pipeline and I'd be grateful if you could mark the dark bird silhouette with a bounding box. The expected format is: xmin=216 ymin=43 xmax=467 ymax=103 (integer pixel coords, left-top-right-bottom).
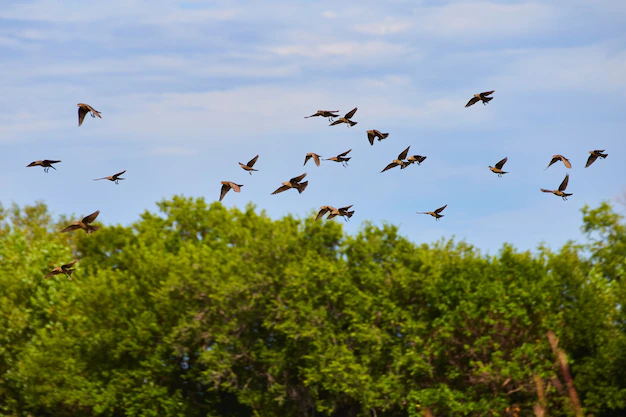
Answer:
xmin=220 ymin=181 xmax=243 ymax=201
xmin=305 ymin=110 xmax=340 ymax=121
xmin=585 ymin=150 xmax=608 ymax=168
xmin=304 ymin=152 xmax=322 ymax=167
xmin=60 ymin=210 xmax=100 ymax=234
xmin=77 ymin=103 xmax=102 ymax=126
xmin=417 ymin=204 xmax=447 ymax=221
xmin=489 ymin=157 xmax=508 ymax=177
xmin=27 ymin=160 xmax=61 ymax=173
xmin=315 ymin=205 xmax=337 ymax=221
xmin=544 ymin=154 xmax=572 ymax=170
xmin=93 ymin=170 xmax=126 ymax=184
xmin=329 ymin=107 xmax=358 ymax=127
xmin=541 ymin=174 xmax=573 ymax=200
xmin=465 ymin=91 xmax=495 ymax=107
xmin=336 ymin=205 xmax=354 ymax=221
xmin=367 ymin=129 xmax=389 ymax=146
xmin=381 ymin=146 xmax=410 ymax=173
xmin=326 ymin=149 xmax=352 ymax=167
xmin=239 ymin=155 xmax=259 ymax=175
xmin=272 ymin=173 xmax=308 ymax=195
xmin=401 ymin=155 xmax=427 ymax=169
xmin=44 ymin=260 xmax=78 ymax=279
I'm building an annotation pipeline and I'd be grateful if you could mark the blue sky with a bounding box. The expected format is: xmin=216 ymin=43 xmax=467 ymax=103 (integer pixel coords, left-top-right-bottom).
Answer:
xmin=0 ymin=0 xmax=624 ymax=253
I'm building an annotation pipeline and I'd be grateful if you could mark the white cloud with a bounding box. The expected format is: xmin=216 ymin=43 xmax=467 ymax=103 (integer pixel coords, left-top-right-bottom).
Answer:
xmin=269 ymin=41 xmax=408 ymax=60
xmin=321 ymin=11 xmax=337 ymax=19
xmin=353 ymin=18 xmax=412 ymax=35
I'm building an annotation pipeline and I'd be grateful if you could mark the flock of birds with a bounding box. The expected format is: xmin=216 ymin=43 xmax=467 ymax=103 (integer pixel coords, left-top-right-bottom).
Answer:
xmin=31 ymin=96 xmax=608 ymax=278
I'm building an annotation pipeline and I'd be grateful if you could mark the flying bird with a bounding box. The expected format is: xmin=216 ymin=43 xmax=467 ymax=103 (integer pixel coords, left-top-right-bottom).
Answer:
xmin=367 ymin=129 xmax=389 ymax=146
xmin=417 ymin=204 xmax=447 ymax=221
xmin=544 ymin=154 xmax=572 ymax=170
xmin=329 ymin=107 xmax=358 ymax=127
xmin=541 ymin=174 xmax=573 ymax=200
xmin=326 ymin=149 xmax=352 ymax=167
xmin=239 ymin=155 xmax=259 ymax=175
xmin=305 ymin=110 xmax=340 ymax=121
xmin=585 ymin=150 xmax=608 ymax=168
xmin=59 ymin=210 xmax=100 ymax=234
xmin=489 ymin=157 xmax=508 ymax=177
xmin=336 ymin=205 xmax=354 ymax=221
xmin=304 ymin=152 xmax=322 ymax=167
xmin=220 ymin=181 xmax=243 ymax=201
xmin=93 ymin=170 xmax=126 ymax=184
xmin=381 ymin=146 xmax=410 ymax=173
xmin=77 ymin=103 xmax=102 ymax=126
xmin=44 ymin=260 xmax=78 ymax=279
xmin=26 ymin=160 xmax=61 ymax=173
xmin=272 ymin=173 xmax=308 ymax=195
xmin=465 ymin=91 xmax=495 ymax=107
xmin=315 ymin=205 xmax=337 ymax=221
xmin=401 ymin=155 xmax=427 ymax=169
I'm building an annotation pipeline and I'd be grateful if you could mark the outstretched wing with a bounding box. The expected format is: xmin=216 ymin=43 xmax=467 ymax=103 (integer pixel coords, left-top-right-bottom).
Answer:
xmin=545 ymin=156 xmax=559 ymax=170
xmin=44 ymin=269 xmax=61 ymax=279
xmin=559 ymin=155 xmax=572 ymax=168
xmin=344 ymin=107 xmax=358 ymax=119
xmin=381 ymin=162 xmax=398 ymax=173
xmin=558 ymin=174 xmax=569 ymax=192
xmin=43 ymin=160 xmax=61 ymax=165
xmin=304 ymin=112 xmax=320 ymax=118
xmin=291 ymin=172 xmax=307 ymax=183
xmin=312 ymin=154 xmax=321 ymax=167
xmin=316 ymin=207 xmax=330 ymax=221
xmin=398 ymin=146 xmax=410 ymax=160
xmin=495 ymin=157 xmax=507 ymax=169
xmin=61 ymin=260 xmax=78 ymax=270
xmin=82 ymin=210 xmax=100 ymax=225
xmin=113 ymin=170 xmax=127 ymax=178
xmin=540 ymin=189 xmax=553 ymax=193
xmin=465 ymin=97 xmax=479 ymax=107
xmin=338 ymin=149 xmax=352 ymax=157
xmin=78 ymin=106 xmax=89 ymax=126
xmin=59 ymin=224 xmax=80 ymax=233
xmin=367 ymin=130 xmax=375 ymax=146
xmin=247 ymin=155 xmax=259 ymax=168
xmin=329 ymin=120 xmax=344 ymax=126
xmin=219 ymin=183 xmax=230 ymax=201
xmin=585 ymin=153 xmax=598 ymax=168
xmin=272 ymin=185 xmax=290 ymax=195
xmin=481 ymin=90 xmax=495 ymax=97
xmin=434 ymin=204 xmax=447 ymax=214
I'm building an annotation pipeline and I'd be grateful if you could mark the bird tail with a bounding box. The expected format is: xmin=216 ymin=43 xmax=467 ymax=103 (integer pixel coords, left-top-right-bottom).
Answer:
xmin=484 ymin=97 xmax=494 ymax=104
xmin=348 ymin=120 xmax=358 ymax=127
xmin=380 ymin=133 xmax=389 ymax=139
xmin=601 ymin=153 xmax=608 ymax=159
xmin=345 ymin=211 xmax=354 ymax=219
xmin=344 ymin=157 xmax=352 ymax=162
xmin=400 ymin=162 xmax=410 ymax=170
xmin=86 ymin=225 xmax=100 ymax=234
xmin=501 ymin=171 xmax=508 ymax=175
xmin=297 ymin=181 xmax=308 ymax=194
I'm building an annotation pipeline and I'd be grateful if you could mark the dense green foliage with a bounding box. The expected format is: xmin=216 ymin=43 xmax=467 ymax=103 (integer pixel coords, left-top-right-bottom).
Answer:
xmin=0 ymin=197 xmax=624 ymax=417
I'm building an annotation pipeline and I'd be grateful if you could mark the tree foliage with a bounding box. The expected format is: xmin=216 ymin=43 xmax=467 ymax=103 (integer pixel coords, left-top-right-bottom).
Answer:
xmin=0 ymin=197 xmax=624 ymax=416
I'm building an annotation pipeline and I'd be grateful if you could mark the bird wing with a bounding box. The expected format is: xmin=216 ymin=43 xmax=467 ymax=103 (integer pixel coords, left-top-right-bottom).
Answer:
xmin=465 ymin=97 xmax=479 ymax=107
xmin=316 ymin=207 xmax=330 ymax=221
xmin=113 ymin=170 xmax=127 ymax=178
xmin=304 ymin=112 xmax=319 ymax=118
xmin=540 ymin=189 xmax=553 ymax=193
xmin=495 ymin=157 xmax=508 ymax=169
xmin=558 ymin=174 xmax=569 ymax=192
xmin=381 ymin=162 xmax=398 ymax=173
xmin=93 ymin=177 xmax=107 ymax=181
xmin=27 ymin=161 xmax=42 ymax=167
xmin=338 ymin=149 xmax=352 ymax=157
xmin=61 ymin=260 xmax=78 ymax=269
xmin=434 ymin=204 xmax=447 ymax=214
xmin=43 ymin=160 xmax=61 ymax=165
xmin=219 ymin=183 xmax=230 ymax=201
xmin=481 ymin=90 xmax=495 ymax=97
xmin=585 ymin=154 xmax=598 ymax=168
xmin=272 ymin=185 xmax=290 ymax=195
xmin=329 ymin=120 xmax=343 ymax=126
xmin=344 ymin=107 xmax=358 ymax=119
xmin=86 ymin=104 xmax=102 ymax=118
xmin=230 ymin=183 xmax=242 ymax=193
xmin=367 ymin=130 xmax=375 ymax=146
xmin=303 ymin=154 xmax=312 ymax=166
xmin=44 ymin=269 xmax=61 ymax=279
xmin=545 ymin=156 xmax=559 ymax=170
xmin=312 ymin=154 xmax=321 ymax=167
xmin=291 ymin=173 xmax=307 ymax=183
xmin=82 ymin=210 xmax=100 ymax=224
xmin=78 ymin=106 xmax=89 ymax=126
xmin=247 ymin=155 xmax=259 ymax=168
xmin=559 ymin=155 xmax=572 ymax=168
xmin=398 ymin=146 xmax=410 ymax=160
xmin=338 ymin=205 xmax=353 ymax=212
xmin=60 ymin=224 xmax=81 ymax=233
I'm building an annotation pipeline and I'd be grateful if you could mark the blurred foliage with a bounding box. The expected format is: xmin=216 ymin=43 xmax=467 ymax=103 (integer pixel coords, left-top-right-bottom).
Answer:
xmin=0 ymin=197 xmax=624 ymax=417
